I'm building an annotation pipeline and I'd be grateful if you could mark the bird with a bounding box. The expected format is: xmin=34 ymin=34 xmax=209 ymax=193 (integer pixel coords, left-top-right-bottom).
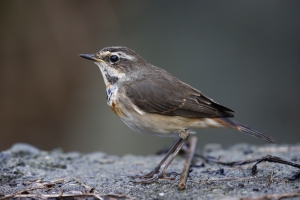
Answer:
xmin=79 ymin=46 xmax=274 ymax=183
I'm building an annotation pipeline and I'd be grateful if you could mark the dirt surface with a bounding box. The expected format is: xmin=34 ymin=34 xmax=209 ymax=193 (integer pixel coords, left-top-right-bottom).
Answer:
xmin=0 ymin=142 xmax=300 ymax=200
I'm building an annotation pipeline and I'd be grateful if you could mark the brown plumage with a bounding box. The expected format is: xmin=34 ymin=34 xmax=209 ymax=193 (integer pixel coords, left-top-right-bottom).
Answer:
xmin=79 ymin=46 xmax=275 ymax=184
xmin=124 ymin=65 xmax=274 ymax=143
xmin=126 ymin=66 xmax=234 ymax=118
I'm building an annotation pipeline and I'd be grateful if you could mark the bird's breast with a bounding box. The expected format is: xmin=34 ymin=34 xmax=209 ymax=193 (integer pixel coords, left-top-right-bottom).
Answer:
xmin=106 ymin=84 xmax=126 ymax=117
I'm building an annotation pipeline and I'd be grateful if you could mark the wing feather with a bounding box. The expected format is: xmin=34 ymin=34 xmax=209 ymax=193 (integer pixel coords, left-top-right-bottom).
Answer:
xmin=125 ymin=68 xmax=234 ymax=118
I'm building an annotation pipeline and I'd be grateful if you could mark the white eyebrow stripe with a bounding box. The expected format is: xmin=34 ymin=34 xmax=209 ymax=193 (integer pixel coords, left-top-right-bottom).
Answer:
xmin=112 ymin=52 xmax=136 ymax=61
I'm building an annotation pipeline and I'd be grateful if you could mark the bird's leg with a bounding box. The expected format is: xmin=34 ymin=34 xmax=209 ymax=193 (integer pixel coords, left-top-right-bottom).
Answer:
xmin=133 ymin=129 xmax=189 ymax=184
xmin=178 ymin=136 xmax=197 ymax=190
xmin=132 ymin=137 xmax=185 ymax=179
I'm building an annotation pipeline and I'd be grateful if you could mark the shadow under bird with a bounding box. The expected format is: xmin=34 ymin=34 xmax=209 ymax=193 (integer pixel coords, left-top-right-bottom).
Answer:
xmin=79 ymin=46 xmax=274 ymax=183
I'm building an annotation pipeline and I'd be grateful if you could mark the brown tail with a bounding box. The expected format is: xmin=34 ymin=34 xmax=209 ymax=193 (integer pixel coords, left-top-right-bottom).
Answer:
xmin=213 ymin=117 xmax=275 ymax=143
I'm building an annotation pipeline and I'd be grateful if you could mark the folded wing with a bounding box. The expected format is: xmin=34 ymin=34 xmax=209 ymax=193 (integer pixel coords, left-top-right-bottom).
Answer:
xmin=125 ymin=68 xmax=235 ymax=118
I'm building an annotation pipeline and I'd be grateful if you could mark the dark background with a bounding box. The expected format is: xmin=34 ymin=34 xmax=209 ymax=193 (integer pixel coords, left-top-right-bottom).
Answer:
xmin=0 ymin=1 xmax=299 ymax=155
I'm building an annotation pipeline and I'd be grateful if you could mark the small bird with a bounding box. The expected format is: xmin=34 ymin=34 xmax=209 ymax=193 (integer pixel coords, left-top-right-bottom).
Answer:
xmin=79 ymin=46 xmax=274 ymax=183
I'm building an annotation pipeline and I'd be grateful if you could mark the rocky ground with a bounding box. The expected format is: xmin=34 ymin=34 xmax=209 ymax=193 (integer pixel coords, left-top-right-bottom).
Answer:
xmin=0 ymin=142 xmax=300 ymax=200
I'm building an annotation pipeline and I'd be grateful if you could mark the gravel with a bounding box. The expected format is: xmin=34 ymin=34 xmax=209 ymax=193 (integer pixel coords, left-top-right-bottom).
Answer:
xmin=0 ymin=142 xmax=300 ymax=199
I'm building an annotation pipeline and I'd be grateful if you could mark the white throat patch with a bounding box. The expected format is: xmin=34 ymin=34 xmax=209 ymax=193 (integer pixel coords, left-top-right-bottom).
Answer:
xmin=95 ymin=62 xmax=125 ymax=86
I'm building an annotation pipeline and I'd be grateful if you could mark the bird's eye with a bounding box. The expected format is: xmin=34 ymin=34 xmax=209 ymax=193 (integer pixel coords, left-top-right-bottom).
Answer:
xmin=110 ymin=55 xmax=119 ymax=63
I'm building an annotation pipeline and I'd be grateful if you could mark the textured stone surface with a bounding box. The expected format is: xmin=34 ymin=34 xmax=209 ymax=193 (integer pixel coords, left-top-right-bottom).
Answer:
xmin=0 ymin=143 xmax=300 ymax=199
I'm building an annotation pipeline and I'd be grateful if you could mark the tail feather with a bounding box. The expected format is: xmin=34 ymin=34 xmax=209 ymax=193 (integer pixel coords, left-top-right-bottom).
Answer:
xmin=213 ymin=117 xmax=275 ymax=143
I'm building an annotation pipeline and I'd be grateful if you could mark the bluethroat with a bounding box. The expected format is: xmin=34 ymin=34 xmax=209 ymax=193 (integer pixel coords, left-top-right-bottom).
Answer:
xmin=79 ymin=46 xmax=274 ymax=184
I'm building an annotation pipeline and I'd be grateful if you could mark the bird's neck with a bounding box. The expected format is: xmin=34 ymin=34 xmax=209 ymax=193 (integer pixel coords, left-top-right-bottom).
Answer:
xmin=96 ymin=63 xmax=125 ymax=86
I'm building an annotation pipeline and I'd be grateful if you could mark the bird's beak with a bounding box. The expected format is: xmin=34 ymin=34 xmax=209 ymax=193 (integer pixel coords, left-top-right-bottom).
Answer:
xmin=78 ymin=54 xmax=104 ymax=62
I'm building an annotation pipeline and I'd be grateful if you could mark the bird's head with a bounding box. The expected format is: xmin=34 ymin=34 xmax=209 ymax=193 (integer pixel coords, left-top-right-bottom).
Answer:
xmin=79 ymin=46 xmax=147 ymax=85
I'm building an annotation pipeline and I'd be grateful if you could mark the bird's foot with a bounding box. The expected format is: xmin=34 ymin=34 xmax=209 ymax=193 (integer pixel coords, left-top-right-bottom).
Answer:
xmin=132 ymin=171 xmax=180 ymax=184
xmin=131 ymin=166 xmax=160 ymax=179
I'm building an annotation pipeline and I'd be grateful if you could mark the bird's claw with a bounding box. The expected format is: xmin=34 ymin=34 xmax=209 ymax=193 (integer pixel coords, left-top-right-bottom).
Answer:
xmin=131 ymin=171 xmax=180 ymax=184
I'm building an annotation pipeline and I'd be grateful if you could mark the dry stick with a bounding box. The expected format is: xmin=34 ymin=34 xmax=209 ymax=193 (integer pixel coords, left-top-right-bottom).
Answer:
xmin=73 ymin=178 xmax=95 ymax=193
xmin=3 ymin=193 xmax=136 ymax=200
xmin=2 ymin=193 xmax=104 ymax=200
xmin=0 ymin=179 xmax=66 ymax=200
xmin=1 ymin=192 xmax=137 ymax=200
xmin=198 ymin=155 xmax=262 ymax=166
xmin=239 ymin=191 xmax=300 ymax=200
xmin=178 ymin=136 xmax=197 ymax=190
xmin=190 ymin=176 xmax=264 ymax=184
xmin=251 ymin=155 xmax=300 ymax=175
xmin=266 ymin=170 xmax=274 ymax=188
xmin=57 ymin=188 xmax=64 ymax=200
xmin=198 ymin=154 xmax=300 ymax=176
xmin=1 ymin=181 xmax=134 ymax=200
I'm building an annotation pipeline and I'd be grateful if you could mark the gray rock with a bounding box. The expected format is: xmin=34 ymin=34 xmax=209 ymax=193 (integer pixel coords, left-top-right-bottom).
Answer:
xmin=0 ymin=143 xmax=299 ymax=199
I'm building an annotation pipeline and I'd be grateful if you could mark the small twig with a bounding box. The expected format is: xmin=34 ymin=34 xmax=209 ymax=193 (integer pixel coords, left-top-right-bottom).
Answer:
xmin=289 ymin=169 xmax=300 ymax=181
xmin=1 ymin=192 xmax=136 ymax=200
xmin=197 ymin=155 xmax=260 ymax=166
xmin=178 ymin=136 xmax=197 ymax=190
xmin=73 ymin=178 xmax=95 ymax=193
xmin=190 ymin=176 xmax=264 ymax=184
xmin=267 ymin=170 xmax=273 ymax=188
xmin=2 ymin=193 xmax=104 ymax=200
xmin=51 ymin=178 xmax=65 ymax=184
xmin=105 ymin=194 xmax=136 ymax=199
xmin=251 ymin=155 xmax=300 ymax=175
xmin=0 ymin=178 xmax=66 ymax=200
xmin=239 ymin=191 xmax=300 ymax=200
xmin=198 ymin=154 xmax=300 ymax=178
xmin=58 ymin=188 xmax=64 ymax=199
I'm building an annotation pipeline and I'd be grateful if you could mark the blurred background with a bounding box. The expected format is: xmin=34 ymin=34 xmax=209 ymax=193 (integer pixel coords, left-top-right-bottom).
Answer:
xmin=0 ymin=1 xmax=299 ymax=155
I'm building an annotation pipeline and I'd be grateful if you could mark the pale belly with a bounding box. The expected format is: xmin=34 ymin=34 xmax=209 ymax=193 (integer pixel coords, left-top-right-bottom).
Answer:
xmin=106 ymin=85 xmax=224 ymax=137
xmin=119 ymin=108 xmax=224 ymax=137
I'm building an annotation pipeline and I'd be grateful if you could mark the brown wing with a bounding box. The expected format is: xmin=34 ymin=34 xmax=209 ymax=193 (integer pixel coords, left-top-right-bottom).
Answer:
xmin=125 ymin=69 xmax=235 ymax=118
